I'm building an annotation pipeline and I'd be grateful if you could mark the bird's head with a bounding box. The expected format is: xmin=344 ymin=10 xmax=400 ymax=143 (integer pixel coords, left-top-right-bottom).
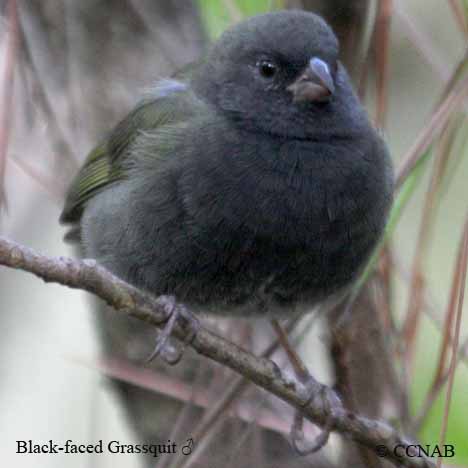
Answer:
xmin=193 ymin=10 xmax=368 ymax=140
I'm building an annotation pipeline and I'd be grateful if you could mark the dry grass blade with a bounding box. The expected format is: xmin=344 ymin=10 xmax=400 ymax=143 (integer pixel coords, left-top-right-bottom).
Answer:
xmin=171 ymin=318 xmax=303 ymax=468
xmin=351 ymin=1 xmax=379 ymax=89
xmin=374 ymin=0 xmax=393 ymax=129
xmin=0 ymin=0 xmax=19 ymax=211
xmin=395 ymin=74 xmax=468 ymax=188
xmin=392 ymin=251 xmax=468 ymax=372
xmin=436 ymin=214 xmax=468 ymax=468
xmin=411 ymin=211 xmax=468 ymax=431
xmin=79 ymin=320 xmax=305 ymax=468
xmin=413 ymin=353 xmax=461 ymax=433
xmin=393 ymin=245 xmax=468 ymax=434
xmin=394 ymin=1 xmax=450 ymax=81
xmin=439 ymin=117 xmax=468 ymax=197
xmin=16 ymin=18 xmax=79 ymax=169
xmin=378 ymin=246 xmax=395 ymax=330
xmin=402 ymin=117 xmax=462 ymax=366
xmin=78 ymin=356 xmax=295 ymax=437
xmin=448 ymin=0 xmax=468 ymax=37
xmin=356 ymin=2 xmax=379 ymax=97
xmin=436 ymin=48 xmax=468 ymax=108
xmin=437 ymin=220 xmax=468 ymax=377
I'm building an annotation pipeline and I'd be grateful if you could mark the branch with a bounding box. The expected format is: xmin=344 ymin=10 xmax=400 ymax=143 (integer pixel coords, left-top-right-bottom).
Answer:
xmin=0 ymin=236 xmax=435 ymax=468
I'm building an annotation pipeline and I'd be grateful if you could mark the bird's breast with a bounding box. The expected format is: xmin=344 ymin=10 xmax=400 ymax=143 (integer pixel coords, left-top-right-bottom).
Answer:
xmin=182 ymin=132 xmax=385 ymax=257
xmin=166 ymin=130 xmax=391 ymax=313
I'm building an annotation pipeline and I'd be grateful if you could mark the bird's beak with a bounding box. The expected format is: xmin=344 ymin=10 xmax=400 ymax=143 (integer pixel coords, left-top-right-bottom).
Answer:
xmin=287 ymin=57 xmax=335 ymax=103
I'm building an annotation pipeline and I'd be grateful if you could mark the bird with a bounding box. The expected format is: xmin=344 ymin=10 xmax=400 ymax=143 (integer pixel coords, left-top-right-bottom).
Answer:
xmin=60 ymin=10 xmax=393 ymax=329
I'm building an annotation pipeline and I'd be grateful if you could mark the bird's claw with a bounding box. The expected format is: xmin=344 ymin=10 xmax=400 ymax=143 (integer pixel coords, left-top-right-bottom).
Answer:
xmin=271 ymin=319 xmax=337 ymax=455
xmin=291 ymin=382 xmax=339 ymax=456
xmin=146 ymin=297 xmax=200 ymax=365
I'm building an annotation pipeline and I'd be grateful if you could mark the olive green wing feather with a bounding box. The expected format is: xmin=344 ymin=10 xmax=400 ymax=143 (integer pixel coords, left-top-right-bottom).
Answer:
xmin=60 ymin=143 xmax=117 ymax=227
xmin=60 ymin=81 xmax=199 ymax=239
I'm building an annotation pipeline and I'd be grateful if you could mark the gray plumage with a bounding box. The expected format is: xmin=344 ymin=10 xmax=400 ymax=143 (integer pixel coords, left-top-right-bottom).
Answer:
xmin=61 ymin=10 xmax=394 ymax=317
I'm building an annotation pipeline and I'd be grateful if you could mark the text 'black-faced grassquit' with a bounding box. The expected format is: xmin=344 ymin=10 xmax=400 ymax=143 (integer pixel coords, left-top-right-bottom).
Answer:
xmin=61 ymin=11 xmax=394 ymax=326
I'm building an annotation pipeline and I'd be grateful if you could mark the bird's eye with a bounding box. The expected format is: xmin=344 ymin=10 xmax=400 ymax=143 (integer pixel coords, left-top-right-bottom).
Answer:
xmin=257 ymin=60 xmax=277 ymax=79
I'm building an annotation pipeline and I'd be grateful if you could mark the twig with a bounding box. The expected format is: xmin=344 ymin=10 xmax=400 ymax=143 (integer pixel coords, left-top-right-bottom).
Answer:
xmin=0 ymin=236 xmax=435 ymax=468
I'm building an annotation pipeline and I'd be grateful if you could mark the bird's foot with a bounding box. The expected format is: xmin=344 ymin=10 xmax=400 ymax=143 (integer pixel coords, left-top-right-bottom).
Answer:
xmin=291 ymin=378 xmax=340 ymax=455
xmin=146 ymin=296 xmax=200 ymax=365
xmin=270 ymin=319 xmax=340 ymax=456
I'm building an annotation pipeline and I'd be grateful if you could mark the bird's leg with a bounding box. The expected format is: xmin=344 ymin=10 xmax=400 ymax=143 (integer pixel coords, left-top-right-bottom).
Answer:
xmin=270 ymin=318 xmax=340 ymax=455
xmin=271 ymin=318 xmax=310 ymax=380
xmin=146 ymin=296 xmax=200 ymax=365
xmin=290 ymin=380 xmax=339 ymax=455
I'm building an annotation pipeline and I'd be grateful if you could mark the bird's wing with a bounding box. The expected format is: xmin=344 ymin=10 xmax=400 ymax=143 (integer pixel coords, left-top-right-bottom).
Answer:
xmin=60 ymin=80 xmax=200 ymax=237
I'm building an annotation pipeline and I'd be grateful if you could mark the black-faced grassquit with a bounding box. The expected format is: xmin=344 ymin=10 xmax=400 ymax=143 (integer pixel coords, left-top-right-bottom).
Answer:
xmin=61 ymin=11 xmax=394 ymax=319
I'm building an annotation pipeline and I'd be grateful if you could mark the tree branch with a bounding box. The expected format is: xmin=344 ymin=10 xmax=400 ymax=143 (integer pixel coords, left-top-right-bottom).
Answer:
xmin=0 ymin=236 xmax=434 ymax=468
